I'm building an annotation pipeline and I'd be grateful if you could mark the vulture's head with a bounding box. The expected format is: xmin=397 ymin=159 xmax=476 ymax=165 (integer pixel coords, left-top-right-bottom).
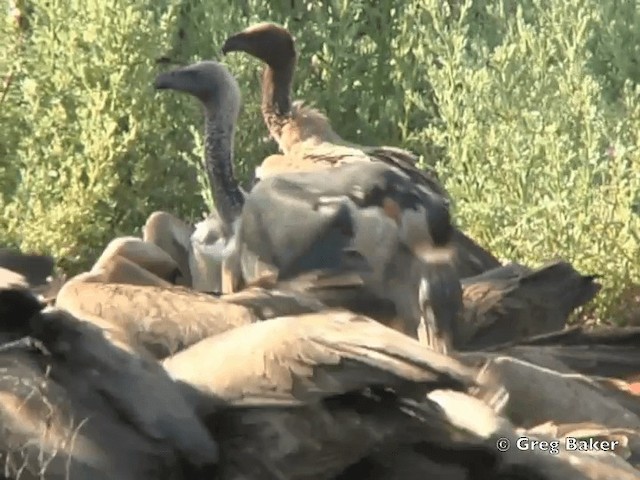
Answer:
xmin=222 ymin=22 xmax=296 ymax=69
xmin=154 ymin=60 xmax=241 ymax=115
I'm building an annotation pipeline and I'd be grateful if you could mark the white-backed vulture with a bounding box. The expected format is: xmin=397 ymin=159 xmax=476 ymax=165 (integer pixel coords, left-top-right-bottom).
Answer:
xmin=55 ymin=279 xmax=254 ymax=359
xmin=87 ymin=236 xmax=183 ymax=287
xmin=54 ymin=269 xmax=376 ymax=360
xmin=142 ymin=210 xmax=195 ymax=286
xmin=0 ymin=282 xmax=219 ymax=480
xmin=143 ymin=209 xmax=229 ymax=294
xmin=221 ymin=22 xmax=502 ymax=280
xmin=340 ymin=390 xmax=640 ymax=479
xmin=452 ymin=260 xmax=602 ymax=350
xmin=81 ymin=211 xmax=227 ymax=294
xmin=163 ymin=310 xmax=639 ymax=479
xmin=153 ymin=60 xmax=463 ymax=350
xmin=455 ymin=326 xmax=640 ymax=438
xmin=161 ymin=310 xmax=503 ymax=479
xmin=481 ymin=324 xmax=640 ymax=389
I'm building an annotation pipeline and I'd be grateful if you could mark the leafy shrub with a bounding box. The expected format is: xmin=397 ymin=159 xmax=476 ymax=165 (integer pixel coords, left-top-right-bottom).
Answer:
xmin=2 ymin=0 xmax=638 ymax=320
xmin=1 ymin=0 xmax=205 ymax=271
xmin=406 ymin=0 xmax=640 ymax=320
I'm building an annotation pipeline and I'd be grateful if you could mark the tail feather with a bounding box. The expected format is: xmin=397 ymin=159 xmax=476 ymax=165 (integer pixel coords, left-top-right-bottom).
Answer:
xmin=449 ymin=230 xmax=502 ymax=279
xmin=510 ymin=325 xmax=640 ymax=347
xmin=458 ymin=260 xmax=602 ymax=350
xmin=518 ymin=260 xmax=602 ymax=316
xmin=487 ymin=326 xmax=640 ymax=385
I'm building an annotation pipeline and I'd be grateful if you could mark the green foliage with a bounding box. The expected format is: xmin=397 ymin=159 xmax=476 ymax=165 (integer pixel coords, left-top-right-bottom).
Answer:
xmin=1 ymin=0 xmax=638 ymax=319
xmin=1 ymin=0 xmax=204 ymax=271
xmin=404 ymin=0 xmax=640 ymax=320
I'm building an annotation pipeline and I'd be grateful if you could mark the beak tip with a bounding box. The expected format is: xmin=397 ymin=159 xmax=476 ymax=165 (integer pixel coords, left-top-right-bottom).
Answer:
xmin=153 ymin=74 xmax=171 ymax=91
xmin=221 ymin=34 xmax=244 ymax=56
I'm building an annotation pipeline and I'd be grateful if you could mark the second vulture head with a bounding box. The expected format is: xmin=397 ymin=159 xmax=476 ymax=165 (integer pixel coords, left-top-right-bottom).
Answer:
xmin=154 ymin=60 xmax=242 ymax=112
xmin=221 ymin=22 xmax=296 ymax=69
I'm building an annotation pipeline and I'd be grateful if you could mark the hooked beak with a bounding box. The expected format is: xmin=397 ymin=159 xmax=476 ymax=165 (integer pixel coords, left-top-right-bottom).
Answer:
xmin=221 ymin=34 xmax=249 ymax=55
xmin=153 ymin=71 xmax=176 ymax=90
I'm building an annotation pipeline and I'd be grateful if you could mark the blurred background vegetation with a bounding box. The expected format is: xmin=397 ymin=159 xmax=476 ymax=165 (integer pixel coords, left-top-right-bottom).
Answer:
xmin=1 ymin=0 xmax=638 ymax=322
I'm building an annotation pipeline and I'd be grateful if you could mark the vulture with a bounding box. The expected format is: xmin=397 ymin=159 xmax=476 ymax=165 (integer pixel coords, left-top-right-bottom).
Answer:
xmin=455 ymin=325 xmax=640 ymax=444
xmin=55 ymin=277 xmax=254 ymax=359
xmin=221 ymin=21 xmax=502 ymax=279
xmin=59 ymin=229 xmax=600 ymax=362
xmin=0 ymin=281 xmax=219 ymax=480
xmin=85 ymin=236 xmax=184 ymax=287
xmin=54 ymin=268 xmax=377 ymax=360
xmin=142 ymin=210 xmax=196 ymax=287
xmin=186 ymin=211 xmax=229 ymax=293
xmin=163 ymin=310 xmax=640 ymax=479
xmin=114 ymin=210 xmax=227 ymax=294
xmin=483 ymin=324 xmax=640 ymax=384
xmin=453 ymin=348 xmax=640 ymax=473
xmin=73 ymin=210 xmax=227 ymax=294
xmin=153 ymin=59 xmax=463 ymax=351
xmin=162 ymin=309 xmax=503 ymax=479
xmin=453 ymin=260 xmax=602 ymax=350
xmin=143 ymin=210 xmax=235 ymax=294
xmin=5 ymin=266 xmax=635 ymax=479
xmin=343 ymin=388 xmax=640 ymax=479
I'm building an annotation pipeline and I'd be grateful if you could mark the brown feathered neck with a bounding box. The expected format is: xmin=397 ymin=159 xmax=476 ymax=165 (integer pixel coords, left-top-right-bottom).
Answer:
xmin=261 ymin=58 xmax=296 ymax=143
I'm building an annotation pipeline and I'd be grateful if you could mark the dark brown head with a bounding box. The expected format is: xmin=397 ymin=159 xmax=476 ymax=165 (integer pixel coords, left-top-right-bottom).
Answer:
xmin=222 ymin=22 xmax=296 ymax=69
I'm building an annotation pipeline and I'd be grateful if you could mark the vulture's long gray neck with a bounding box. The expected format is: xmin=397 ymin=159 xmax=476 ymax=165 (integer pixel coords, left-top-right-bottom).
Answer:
xmin=203 ymin=106 xmax=244 ymax=232
xmin=261 ymin=62 xmax=295 ymax=122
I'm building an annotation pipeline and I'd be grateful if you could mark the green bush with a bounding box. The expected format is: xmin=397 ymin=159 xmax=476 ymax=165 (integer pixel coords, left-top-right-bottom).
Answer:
xmin=1 ymin=0 xmax=206 ymax=271
xmin=1 ymin=0 xmax=638 ymax=320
